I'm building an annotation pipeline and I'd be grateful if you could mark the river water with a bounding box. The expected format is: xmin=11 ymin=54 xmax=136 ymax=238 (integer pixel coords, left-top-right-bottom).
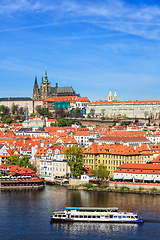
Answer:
xmin=0 ymin=185 xmax=160 ymax=240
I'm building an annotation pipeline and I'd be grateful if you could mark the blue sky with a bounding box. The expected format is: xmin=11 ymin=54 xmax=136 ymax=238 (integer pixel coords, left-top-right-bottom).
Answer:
xmin=1 ymin=0 xmax=160 ymax=102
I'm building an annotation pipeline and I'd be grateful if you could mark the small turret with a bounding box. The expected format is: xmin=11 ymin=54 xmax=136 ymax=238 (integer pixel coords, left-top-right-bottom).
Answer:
xmin=56 ymin=75 xmax=58 ymax=88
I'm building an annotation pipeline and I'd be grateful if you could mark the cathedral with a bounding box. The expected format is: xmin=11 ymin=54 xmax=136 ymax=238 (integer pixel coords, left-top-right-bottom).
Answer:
xmin=33 ymin=69 xmax=77 ymax=99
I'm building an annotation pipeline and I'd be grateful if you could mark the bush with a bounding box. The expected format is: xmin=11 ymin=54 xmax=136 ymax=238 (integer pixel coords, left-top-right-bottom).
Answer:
xmin=83 ymin=182 xmax=94 ymax=189
xmin=138 ymin=187 xmax=144 ymax=191
xmin=119 ymin=186 xmax=130 ymax=191
xmin=150 ymin=187 xmax=158 ymax=192
xmin=121 ymin=121 xmax=131 ymax=126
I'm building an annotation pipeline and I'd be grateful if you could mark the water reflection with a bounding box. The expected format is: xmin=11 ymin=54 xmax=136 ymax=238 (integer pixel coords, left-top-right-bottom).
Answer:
xmin=51 ymin=221 xmax=140 ymax=233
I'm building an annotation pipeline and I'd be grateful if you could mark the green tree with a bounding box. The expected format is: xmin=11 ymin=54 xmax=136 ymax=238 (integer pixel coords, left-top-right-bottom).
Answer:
xmin=0 ymin=105 xmax=5 ymax=117
xmin=90 ymin=164 xmax=110 ymax=186
xmin=67 ymin=119 xmax=72 ymax=126
xmin=55 ymin=108 xmax=65 ymax=118
xmin=58 ymin=118 xmax=66 ymax=127
xmin=87 ymin=114 xmax=91 ymax=118
xmin=47 ymin=111 xmax=52 ymax=118
xmin=75 ymin=107 xmax=82 ymax=118
xmin=75 ymin=107 xmax=80 ymax=115
xmin=6 ymin=155 xmax=35 ymax=170
xmin=65 ymin=146 xmax=84 ymax=177
xmin=18 ymin=107 xmax=25 ymax=115
xmin=6 ymin=154 xmax=19 ymax=165
xmin=11 ymin=103 xmax=19 ymax=115
xmin=30 ymin=112 xmax=37 ymax=117
xmin=65 ymin=111 xmax=71 ymax=117
xmin=19 ymin=155 xmax=34 ymax=169
xmin=36 ymin=105 xmax=42 ymax=115
xmin=1 ymin=118 xmax=6 ymax=123
xmin=50 ymin=121 xmax=58 ymax=127
xmin=0 ymin=105 xmax=10 ymax=119
xmin=6 ymin=118 xmax=14 ymax=124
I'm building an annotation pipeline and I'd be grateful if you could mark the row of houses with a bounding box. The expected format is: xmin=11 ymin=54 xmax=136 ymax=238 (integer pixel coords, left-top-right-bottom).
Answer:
xmin=1 ymin=121 xmax=160 ymax=181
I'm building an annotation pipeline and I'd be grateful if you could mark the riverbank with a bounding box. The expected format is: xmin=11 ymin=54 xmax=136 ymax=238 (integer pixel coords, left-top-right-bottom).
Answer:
xmin=68 ymin=182 xmax=160 ymax=195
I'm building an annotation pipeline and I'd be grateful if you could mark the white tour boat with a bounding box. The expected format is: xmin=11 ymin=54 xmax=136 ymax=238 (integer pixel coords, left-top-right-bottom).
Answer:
xmin=50 ymin=207 xmax=144 ymax=223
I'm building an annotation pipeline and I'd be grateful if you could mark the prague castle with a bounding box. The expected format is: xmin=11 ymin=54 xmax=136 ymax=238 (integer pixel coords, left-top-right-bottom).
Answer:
xmin=33 ymin=69 xmax=77 ymax=100
xmin=0 ymin=71 xmax=160 ymax=119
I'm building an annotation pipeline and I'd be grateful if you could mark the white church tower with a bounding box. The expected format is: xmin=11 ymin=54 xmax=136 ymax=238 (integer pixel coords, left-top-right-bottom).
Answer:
xmin=108 ymin=90 xmax=112 ymax=102
xmin=114 ymin=90 xmax=117 ymax=101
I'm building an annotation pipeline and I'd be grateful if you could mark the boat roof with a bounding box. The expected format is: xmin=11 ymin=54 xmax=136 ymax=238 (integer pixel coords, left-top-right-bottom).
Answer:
xmin=66 ymin=207 xmax=118 ymax=210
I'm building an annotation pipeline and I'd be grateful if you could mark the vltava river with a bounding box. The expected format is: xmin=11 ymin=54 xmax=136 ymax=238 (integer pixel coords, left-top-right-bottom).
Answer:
xmin=0 ymin=185 xmax=160 ymax=240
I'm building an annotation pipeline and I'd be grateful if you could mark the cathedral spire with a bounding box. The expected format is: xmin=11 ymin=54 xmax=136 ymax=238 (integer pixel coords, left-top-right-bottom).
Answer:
xmin=35 ymin=76 xmax=37 ymax=85
xmin=56 ymin=75 xmax=58 ymax=88
xmin=44 ymin=68 xmax=49 ymax=83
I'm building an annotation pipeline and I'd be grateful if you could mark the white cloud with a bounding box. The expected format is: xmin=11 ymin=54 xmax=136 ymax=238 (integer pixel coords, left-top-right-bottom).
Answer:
xmin=1 ymin=0 xmax=160 ymax=40
xmin=0 ymin=0 xmax=41 ymax=14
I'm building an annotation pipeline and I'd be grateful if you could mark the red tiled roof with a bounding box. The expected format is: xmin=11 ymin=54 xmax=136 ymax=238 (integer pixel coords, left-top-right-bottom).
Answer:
xmin=90 ymin=100 xmax=160 ymax=105
xmin=115 ymin=163 xmax=160 ymax=174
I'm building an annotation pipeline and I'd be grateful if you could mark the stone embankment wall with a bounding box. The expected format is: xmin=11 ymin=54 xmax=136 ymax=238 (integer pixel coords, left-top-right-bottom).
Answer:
xmin=69 ymin=179 xmax=82 ymax=186
xmin=69 ymin=179 xmax=160 ymax=190
xmin=109 ymin=182 xmax=160 ymax=190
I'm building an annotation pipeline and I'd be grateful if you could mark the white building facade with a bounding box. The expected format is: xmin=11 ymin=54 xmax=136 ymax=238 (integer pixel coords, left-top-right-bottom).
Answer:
xmin=87 ymin=100 xmax=160 ymax=119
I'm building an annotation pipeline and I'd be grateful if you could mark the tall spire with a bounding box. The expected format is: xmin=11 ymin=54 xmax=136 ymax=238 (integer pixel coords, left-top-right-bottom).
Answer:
xmin=56 ymin=75 xmax=58 ymax=88
xmin=44 ymin=68 xmax=49 ymax=83
xmin=35 ymin=76 xmax=37 ymax=85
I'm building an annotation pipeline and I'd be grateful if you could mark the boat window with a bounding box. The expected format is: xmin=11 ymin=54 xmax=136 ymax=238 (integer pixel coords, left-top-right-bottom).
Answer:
xmin=55 ymin=215 xmax=57 ymax=217
xmin=97 ymin=216 xmax=100 ymax=218
xmin=123 ymin=216 xmax=126 ymax=218
xmin=63 ymin=215 xmax=66 ymax=218
xmin=114 ymin=216 xmax=117 ymax=218
xmin=75 ymin=215 xmax=78 ymax=218
xmin=92 ymin=216 xmax=96 ymax=218
xmin=105 ymin=216 xmax=109 ymax=218
xmin=101 ymin=215 xmax=104 ymax=218
xmin=80 ymin=215 xmax=83 ymax=218
xmin=88 ymin=216 xmax=91 ymax=218
xmin=71 ymin=215 xmax=74 ymax=218
xmin=118 ymin=216 xmax=122 ymax=219
xmin=84 ymin=216 xmax=87 ymax=218
xmin=127 ymin=216 xmax=130 ymax=218
xmin=110 ymin=215 xmax=113 ymax=218
xmin=58 ymin=215 xmax=61 ymax=217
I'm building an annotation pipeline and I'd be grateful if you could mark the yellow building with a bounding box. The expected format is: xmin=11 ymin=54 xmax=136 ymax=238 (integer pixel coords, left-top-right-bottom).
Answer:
xmin=83 ymin=144 xmax=141 ymax=177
